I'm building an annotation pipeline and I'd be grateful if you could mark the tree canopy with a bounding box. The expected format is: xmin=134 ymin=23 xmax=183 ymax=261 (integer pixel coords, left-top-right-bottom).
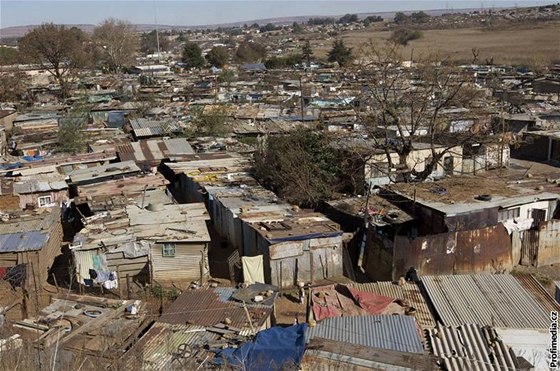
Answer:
xmin=254 ymin=129 xmax=360 ymax=206
xmin=302 ymin=40 xmax=313 ymax=66
xmin=141 ymin=30 xmax=170 ymax=54
xmin=356 ymin=40 xmax=489 ymax=183
xmin=184 ymin=105 xmax=231 ymax=137
xmin=327 ymin=39 xmax=353 ymax=66
xmin=205 ymin=46 xmax=229 ymax=67
xmin=181 ymin=41 xmax=205 ymax=69
xmin=292 ymin=22 xmax=304 ymax=34
xmin=19 ymin=23 xmax=90 ymax=98
xmin=58 ymin=104 xmax=90 ymax=154
xmin=92 ymin=18 xmax=138 ymax=72
xmin=391 ymin=28 xmax=422 ymax=45
xmin=0 ymin=47 xmax=20 ymax=65
xmin=394 ymin=12 xmax=409 ymax=24
xmin=338 ymin=14 xmax=359 ymax=24
xmin=234 ymin=41 xmax=267 ymax=63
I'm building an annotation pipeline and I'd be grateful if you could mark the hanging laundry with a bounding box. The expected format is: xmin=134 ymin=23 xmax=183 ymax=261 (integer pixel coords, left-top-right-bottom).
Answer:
xmin=95 ymin=270 xmax=111 ymax=283
xmin=103 ymin=272 xmax=118 ymax=290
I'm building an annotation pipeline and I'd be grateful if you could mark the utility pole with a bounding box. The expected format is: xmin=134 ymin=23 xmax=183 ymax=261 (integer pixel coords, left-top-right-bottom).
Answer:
xmin=153 ymin=0 xmax=161 ymax=60
xmin=299 ymin=74 xmax=305 ymax=121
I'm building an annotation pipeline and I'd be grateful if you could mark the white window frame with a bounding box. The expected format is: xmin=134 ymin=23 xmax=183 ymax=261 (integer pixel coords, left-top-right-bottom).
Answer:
xmin=162 ymin=243 xmax=176 ymax=257
xmin=38 ymin=195 xmax=53 ymax=207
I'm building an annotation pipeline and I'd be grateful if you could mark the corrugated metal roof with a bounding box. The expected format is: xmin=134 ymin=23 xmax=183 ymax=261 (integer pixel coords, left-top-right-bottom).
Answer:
xmin=13 ymin=178 xmax=68 ymax=194
xmin=306 ymin=315 xmax=425 ymax=354
xmin=213 ymin=286 xmax=235 ymax=303
xmin=0 ymin=208 xmax=60 ymax=234
xmin=137 ymin=323 xmax=218 ymax=371
xmin=347 ymin=282 xmax=436 ymax=329
xmin=163 ymin=138 xmax=194 ymax=155
xmin=126 ymin=203 xmax=211 ymax=242
xmin=117 ymin=138 xmax=194 ymax=164
xmin=421 ymin=274 xmax=550 ymax=328
xmin=0 ymin=231 xmax=49 ymax=252
xmin=129 ymin=118 xmax=181 ymax=138
xmin=158 ymin=288 xmax=272 ymax=331
xmin=68 ymin=160 xmax=141 ymax=184
xmin=513 ymin=273 xmax=560 ymax=313
xmin=427 ymin=323 xmax=518 ymax=371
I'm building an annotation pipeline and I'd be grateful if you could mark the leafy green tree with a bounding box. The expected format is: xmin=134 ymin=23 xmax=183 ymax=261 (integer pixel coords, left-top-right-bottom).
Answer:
xmin=0 ymin=72 xmax=27 ymax=101
xmin=308 ymin=17 xmax=336 ymax=25
xmin=217 ymin=69 xmax=236 ymax=84
xmin=234 ymin=41 xmax=267 ymax=63
xmin=141 ymin=30 xmax=170 ymax=54
xmin=391 ymin=28 xmax=422 ymax=45
xmin=182 ymin=41 xmax=205 ymax=68
xmin=205 ymin=46 xmax=229 ymax=67
xmin=0 ymin=47 xmax=20 ymax=65
xmin=292 ymin=22 xmax=304 ymax=34
xmin=93 ymin=18 xmax=138 ymax=72
xmin=394 ymin=12 xmax=409 ymax=24
xmin=411 ymin=11 xmax=430 ymax=23
xmin=58 ymin=105 xmax=90 ymax=154
xmin=363 ymin=15 xmax=383 ymax=27
xmin=254 ymin=129 xmax=359 ymax=207
xmin=260 ymin=23 xmax=277 ymax=32
xmin=327 ymin=39 xmax=353 ymax=66
xmin=185 ymin=105 xmax=231 ymax=137
xmin=265 ymin=54 xmax=303 ymax=69
xmin=302 ymin=40 xmax=313 ymax=66
xmin=19 ymin=24 xmax=90 ymax=98
xmin=337 ymin=14 xmax=359 ymax=24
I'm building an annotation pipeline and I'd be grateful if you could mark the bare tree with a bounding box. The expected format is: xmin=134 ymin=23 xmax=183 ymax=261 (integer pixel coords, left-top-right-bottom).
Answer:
xmin=19 ymin=24 xmax=90 ymax=98
xmin=355 ymin=40 xmax=493 ymax=183
xmin=93 ymin=18 xmax=139 ymax=72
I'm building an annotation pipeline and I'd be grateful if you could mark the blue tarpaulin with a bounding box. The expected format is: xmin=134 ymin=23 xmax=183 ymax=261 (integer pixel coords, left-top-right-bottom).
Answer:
xmin=214 ymin=324 xmax=308 ymax=370
xmin=0 ymin=162 xmax=21 ymax=170
xmin=22 ymin=155 xmax=43 ymax=162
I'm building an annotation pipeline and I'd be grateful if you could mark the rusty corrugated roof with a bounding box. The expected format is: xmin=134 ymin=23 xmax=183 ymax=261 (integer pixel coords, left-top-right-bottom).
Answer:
xmin=514 ymin=273 xmax=560 ymax=313
xmin=158 ymin=288 xmax=272 ymax=331
xmin=347 ymin=281 xmax=436 ymax=329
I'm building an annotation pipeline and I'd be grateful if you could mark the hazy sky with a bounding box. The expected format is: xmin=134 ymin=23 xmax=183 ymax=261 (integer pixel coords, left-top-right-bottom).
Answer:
xmin=0 ymin=0 xmax=547 ymax=28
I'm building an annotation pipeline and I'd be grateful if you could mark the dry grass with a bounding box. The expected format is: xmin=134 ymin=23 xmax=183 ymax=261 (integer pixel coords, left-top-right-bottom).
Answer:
xmin=309 ymin=21 xmax=560 ymax=65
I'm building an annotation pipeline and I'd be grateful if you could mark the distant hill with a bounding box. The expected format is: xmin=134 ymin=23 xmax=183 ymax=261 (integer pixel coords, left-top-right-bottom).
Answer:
xmin=0 ymin=7 xmax=492 ymax=39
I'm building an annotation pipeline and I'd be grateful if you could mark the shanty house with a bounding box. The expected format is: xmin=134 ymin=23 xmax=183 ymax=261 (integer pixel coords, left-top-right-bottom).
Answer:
xmin=8 ymin=171 xmax=68 ymax=210
xmin=242 ymin=213 xmax=344 ymax=288
xmin=126 ymin=203 xmax=212 ymax=285
xmin=362 ymin=175 xmax=559 ymax=280
xmin=116 ymin=138 xmax=194 ymax=170
xmin=67 ymin=160 xmax=141 ymax=196
xmin=127 ymin=118 xmax=182 ymax=140
xmin=0 ymin=208 xmax=63 ymax=288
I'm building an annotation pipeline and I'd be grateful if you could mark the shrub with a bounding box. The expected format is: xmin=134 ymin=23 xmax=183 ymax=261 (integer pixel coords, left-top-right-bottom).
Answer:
xmin=391 ymin=28 xmax=422 ymax=45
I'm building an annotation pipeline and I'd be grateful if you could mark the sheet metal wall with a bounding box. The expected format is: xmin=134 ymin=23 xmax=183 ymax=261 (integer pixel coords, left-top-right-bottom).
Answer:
xmin=267 ymin=236 xmax=343 ymax=288
xmin=526 ymin=219 xmax=560 ymax=267
xmin=150 ymin=242 xmax=208 ymax=284
xmin=392 ymin=225 xmax=512 ymax=280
